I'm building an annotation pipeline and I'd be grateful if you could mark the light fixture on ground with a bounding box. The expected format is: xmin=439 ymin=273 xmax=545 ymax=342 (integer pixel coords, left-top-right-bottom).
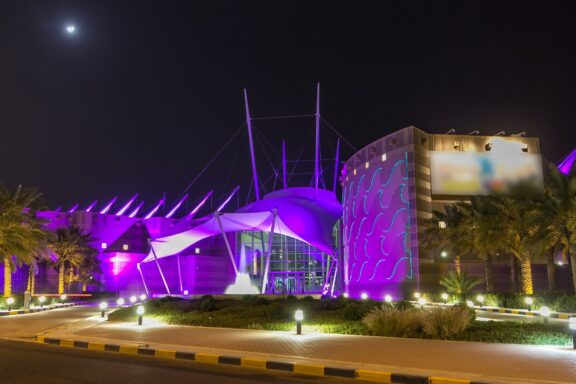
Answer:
xmin=466 ymin=300 xmax=474 ymax=307
xmin=360 ymin=292 xmax=368 ymax=300
xmin=441 ymin=293 xmax=449 ymax=303
xmin=417 ymin=297 xmax=426 ymax=306
xmin=294 ymin=309 xmax=304 ymax=335
xmin=569 ymin=317 xmax=576 ymax=349
xmin=384 ymin=294 xmax=393 ymax=303
xmin=476 ymin=295 xmax=485 ymax=307
xmin=525 ymin=297 xmax=534 ymax=311
xmin=60 ymin=294 xmax=67 ymax=302
xmin=414 ymin=292 xmax=421 ymax=299
xmin=440 ymin=251 xmax=448 ymax=258
xmin=39 ymin=296 xmax=46 ymax=308
xmin=99 ymin=302 xmax=108 ymax=318
xmin=540 ymin=306 xmax=551 ymax=324
xmin=6 ymin=297 xmax=15 ymax=311
xmin=139 ymin=294 xmax=147 ymax=301
xmin=342 ymin=292 xmax=349 ymax=299
xmin=129 ymin=295 xmax=137 ymax=304
xmin=116 ymin=298 xmax=125 ymax=306
xmin=137 ymin=305 xmax=145 ymax=325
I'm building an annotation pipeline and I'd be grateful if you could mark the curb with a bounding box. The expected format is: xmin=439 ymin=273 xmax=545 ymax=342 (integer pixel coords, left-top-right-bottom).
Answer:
xmin=35 ymin=335 xmax=491 ymax=384
xmin=0 ymin=302 xmax=86 ymax=317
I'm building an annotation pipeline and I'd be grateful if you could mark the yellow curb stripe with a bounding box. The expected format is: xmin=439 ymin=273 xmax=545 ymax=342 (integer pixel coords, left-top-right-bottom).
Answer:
xmin=429 ymin=377 xmax=470 ymax=384
xmin=510 ymin=310 xmax=519 ymax=314
xmin=559 ymin=313 xmax=569 ymax=319
xmin=356 ymin=369 xmax=392 ymax=383
xmin=293 ymin=363 xmax=325 ymax=376
xmin=241 ymin=357 xmax=267 ymax=369
xmin=498 ymin=308 xmax=506 ymax=313
xmin=88 ymin=342 xmax=105 ymax=351
xmin=37 ymin=336 xmax=45 ymax=343
xmin=119 ymin=346 xmax=139 ymax=355
xmin=60 ymin=340 xmax=75 ymax=348
xmin=155 ymin=350 xmax=176 ymax=359
xmin=195 ymin=353 xmax=219 ymax=364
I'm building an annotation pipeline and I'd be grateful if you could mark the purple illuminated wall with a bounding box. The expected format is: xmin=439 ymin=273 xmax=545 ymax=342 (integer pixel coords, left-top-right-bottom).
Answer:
xmin=342 ymin=152 xmax=415 ymax=299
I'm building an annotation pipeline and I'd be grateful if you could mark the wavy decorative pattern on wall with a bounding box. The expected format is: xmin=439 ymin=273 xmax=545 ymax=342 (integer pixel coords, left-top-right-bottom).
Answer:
xmin=343 ymin=152 xmax=413 ymax=291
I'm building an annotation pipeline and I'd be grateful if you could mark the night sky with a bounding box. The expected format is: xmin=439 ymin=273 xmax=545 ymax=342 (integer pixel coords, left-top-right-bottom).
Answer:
xmin=1 ymin=1 xmax=575 ymax=213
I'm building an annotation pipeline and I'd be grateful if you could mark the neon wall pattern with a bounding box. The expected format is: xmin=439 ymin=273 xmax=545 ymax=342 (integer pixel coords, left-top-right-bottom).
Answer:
xmin=342 ymin=152 xmax=414 ymax=299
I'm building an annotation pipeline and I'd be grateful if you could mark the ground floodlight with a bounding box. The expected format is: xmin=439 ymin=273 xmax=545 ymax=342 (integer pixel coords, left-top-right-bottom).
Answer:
xmin=6 ymin=297 xmax=15 ymax=311
xmin=476 ymin=295 xmax=485 ymax=304
xmin=139 ymin=294 xmax=147 ymax=301
xmin=99 ymin=301 xmax=108 ymax=317
xmin=137 ymin=305 xmax=145 ymax=325
xmin=360 ymin=292 xmax=368 ymax=300
xmin=525 ymin=297 xmax=534 ymax=310
xmin=414 ymin=292 xmax=421 ymax=299
xmin=130 ymin=295 xmax=137 ymax=304
xmin=441 ymin=293 xmax=449 ymax=302
xmin=295 ymin=309 xmax=304 ymax=335
xmin=466 ymin=300 xmax=474 ymax=307
xmin=39 ymin=296 xmax=46 ymax=307
xmin=342 ymin=292 xmax=349 ymax=299
xmin=183 ymin=290 xmax=189 ymax=295
xmin=384 ymin=294 xmax=393 ymax=303
xmin=117 ymin=298 xmax=125 ymax=306
xmin=417 ymin=297 xmax=426 ymax=306
xmin=60 ymin=294 xmax=67 ymax=301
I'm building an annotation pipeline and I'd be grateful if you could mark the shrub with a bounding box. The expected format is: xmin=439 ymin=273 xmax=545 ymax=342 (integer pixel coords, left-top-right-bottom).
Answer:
xmin=199 ymin=295 xmax=216 ymax=312
xmin=481 ymin=293 xmax=500 ymax=307
xmin=301 ymin=296 xmax=315 ymax=302
xmin=553 ymin=295 xmax=576 ymax=313
xmin=394 ymin=300 xmax=414 ymax=311
xmin=286 ymin=295 xmax=297 ymax=301
xmin=422 ymin=305 xmax=474 ymax=339
xmin=440 ymin=270 xmax=482 ymax=302
xmin=254 ymin=297 xmax=270 ymax=306
xmin=363 ymin=307 xmax=422 ymax=337
xmin=343 ymin=303 xmax=370 ymax=321
xmin=262 ymin=302 xmax=287 ymax=320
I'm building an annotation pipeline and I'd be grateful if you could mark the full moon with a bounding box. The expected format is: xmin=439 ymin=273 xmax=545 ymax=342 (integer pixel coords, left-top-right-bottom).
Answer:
xmin=66 ymin=25 xmax=76 ymax=33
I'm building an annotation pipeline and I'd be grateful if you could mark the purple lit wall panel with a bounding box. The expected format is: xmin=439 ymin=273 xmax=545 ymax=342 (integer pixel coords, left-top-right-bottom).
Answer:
xmin=343 ymin=152 xmax=414 ymax=299
xmin=558 ymin=149 xmax=576 ymax=175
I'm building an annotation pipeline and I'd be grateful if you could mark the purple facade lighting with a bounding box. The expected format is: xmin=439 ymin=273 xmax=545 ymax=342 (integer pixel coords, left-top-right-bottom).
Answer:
xmin=216 ymin=186 xmax=240 ymax=212
xmin=186 ymin=190 xmax=213 ymax=219
xmin=244 ymin=89 xmax=260 ymax=201
xmin=85 ymin=200 xmax=98 ymax=212
xmin=144 ymin=198 xmax=165 ymax=219
xmin=128 ymin=201 xmax=144 ymax=218
xmin=115 ymin=194 xmax=138 ymax=216
xmin=558 ymin=149 xmax=576 ymax=175
xmin=99 ymin=197 xmax=117 ymax=214
xmin=165 ymin=194 xmax=188 ymax=218
xmin=67 ymin=203 xmax=79 ymax=214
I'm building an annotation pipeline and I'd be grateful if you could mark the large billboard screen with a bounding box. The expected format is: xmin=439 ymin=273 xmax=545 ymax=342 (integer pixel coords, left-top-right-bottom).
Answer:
xmin=430 ymin=149 xmax=543 ymax=195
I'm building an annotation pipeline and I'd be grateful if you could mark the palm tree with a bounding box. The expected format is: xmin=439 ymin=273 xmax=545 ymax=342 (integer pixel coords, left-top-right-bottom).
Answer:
xmin=0 ymin=185 xmax=48 ymax=297
xmin=421 ymin=204 xmax=473 ymax=275
xmin=50 ymin=226 xmax=98 ymax=294
xmin=440 ymin=270 xmax=482 ymax=302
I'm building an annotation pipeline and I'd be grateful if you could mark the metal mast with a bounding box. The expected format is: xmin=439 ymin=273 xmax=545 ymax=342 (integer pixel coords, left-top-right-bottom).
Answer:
xmin=244 ymin=89 xmax=260 ymax=201
xmin=314 ymin=83 xmax=321 ymax=195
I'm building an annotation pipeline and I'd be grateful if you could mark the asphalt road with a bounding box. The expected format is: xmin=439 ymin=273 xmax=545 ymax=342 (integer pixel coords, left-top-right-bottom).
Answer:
xmin=0 ymin=339 xmax=353 ymax=384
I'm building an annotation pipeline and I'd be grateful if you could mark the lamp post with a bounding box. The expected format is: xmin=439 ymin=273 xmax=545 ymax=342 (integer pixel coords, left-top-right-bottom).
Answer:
xmin=295 ymin=309 xmax=303 ymax=335
xmin=137 ymin=305 xmax=145 ymax=325
xmin=6 ymin=297 xmax=14 ymax=311
xmin=99 ymin=302 xmax=108 ymax=318
xmin=569 ymin=317 xmax=576 ymax=349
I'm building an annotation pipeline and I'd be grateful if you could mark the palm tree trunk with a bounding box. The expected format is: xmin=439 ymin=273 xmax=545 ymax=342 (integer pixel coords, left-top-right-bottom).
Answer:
xmin=454 ymin=255 xmax=461 ymax=276
xmin=546 ymin=252 xmax=556 ymax=291
xmin=484 ymin=254 xmax=495 ymax=292
xmin=570 ymin=250 xmax=576 ymax=294
xmin=520 ymin=257 xmax=533 ymax=295
xmin=3 ymin=257 xmax=11 ymax=297
xmin=58 ymin=264 xmax=65 ymax=294
xmin=510 ymin=255 xmax=519 ymax=292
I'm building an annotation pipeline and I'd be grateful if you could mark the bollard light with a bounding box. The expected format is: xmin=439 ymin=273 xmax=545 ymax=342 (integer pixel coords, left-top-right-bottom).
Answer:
xmin=540 ymin=306 xmax=551 ymax=324
xmin=294 ymin=309 xmax=304 ymax=335
xmin=414 ymin=292 xmax=421 ymax=299
xmin=139 ymin=294 xmax=147 ymax=301
xmin=441 ymin=293 xmax=449 ymax=303
xmin=360 ymin=292 xmax=368 ymax=300
xmin=99 ymin=301 xmax=108 ymax=318
xmin=6 ymin=297 xmax=15 ymax=311
xmin=569 ymin=317 xmax=576 ymax=349
xmin=39 ymin=296 xmax=46 ymax=308
xmin=117 ymin=298 xmax=125 ymax=306
xmin=525 ymin=297 xmax=533 ymax=310
xmin=466 ymin=300 xmax=474 ymax=308
xmin=183 ymin=290 xmax=189 ymax=295
xmin=417 ymin=297 xmax=426 ymax=306
xmin=384 ymin=294 xmax=393 ymax=303
xmin=136 ymin=305 xmax=145 ymax=325
xmin=476 ymin=295 xmax=485 ymax=306
xmin=342 ymin=292 xmax=349 ymax=299
xmin=60 ymin=294 xmax=67 ymax=302
xmin=130 ymin=295 xmax=137 ymax=304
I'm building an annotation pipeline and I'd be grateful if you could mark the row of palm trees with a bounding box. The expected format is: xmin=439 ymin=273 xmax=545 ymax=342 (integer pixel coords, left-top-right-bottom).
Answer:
xmin=422 ymin=163 xmax=576 ymax=295
xmin=0 ymin=185 xmax=100 ymax=297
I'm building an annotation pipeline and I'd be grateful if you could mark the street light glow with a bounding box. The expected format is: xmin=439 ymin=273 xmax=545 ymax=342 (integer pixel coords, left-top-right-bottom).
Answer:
xmin=139 ymin=294 xmax=147 ymax=301
xmin=60 ymin=294 xmax=67 ymax=301
xmin=342 ymin=292 xmax=349 ymax=299
xmin=540 ymin=306 xmax=551 ymax=317
xmin=66 ymin=25 xmax=76 ymax=33
xmin=137 ymin=305 xmax=145 ymax=315
xmin=417 ymin=297 xmax=426 ymax=306
xmin=117 ymin=298 xmax=125 ymax=306
xmin=384 ymin=294 xmax=393 ymax=303
xmin=294 ymin=309 xmax=304 ymax=321
xmin=476 ymin=295 xmax=485 ymax=304
xmin=441 ymin=293 xmax=449 ymax=301
xmin=360 ymin=292 xmax=368 ymax=300
xmin=6 ymin=297 xmax=14 ymax=305
xmin=99 ymin=302 xmax=108 ymax=310
xmin=525 ymin=297 xmax=533 ymax=305
xmin=130 ymin=295 xmax=137 ymax=303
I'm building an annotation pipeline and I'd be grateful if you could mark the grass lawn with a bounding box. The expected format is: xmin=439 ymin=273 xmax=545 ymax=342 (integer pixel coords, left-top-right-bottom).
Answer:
xmin=107 ymin=296 xmax=572 ymax=346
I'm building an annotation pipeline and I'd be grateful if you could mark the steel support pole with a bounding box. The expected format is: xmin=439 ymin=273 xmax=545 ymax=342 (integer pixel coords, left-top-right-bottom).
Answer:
xmin=314 ymin=83 xmax=321 ymax=195
xmin=261 ymin=209 xmax=277 ymax=294
xmin=176 ymin=253 xmax=183 ymax=293
xmin=147 ymin=239 xmax=171 ymax=295
xmin=244 ymin=89 xmax=260 ymax=201
xmin=333 ymin=138 xmax=340 ymax=192
xmin=136 ymin=263 xmax=150 ymax=296
xmin=215 ymin=212 xmax=239 ymax=275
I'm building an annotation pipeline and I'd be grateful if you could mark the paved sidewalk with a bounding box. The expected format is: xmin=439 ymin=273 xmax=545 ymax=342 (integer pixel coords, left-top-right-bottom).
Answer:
xmin=38 ymin=319 xmax=576 ymax=383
